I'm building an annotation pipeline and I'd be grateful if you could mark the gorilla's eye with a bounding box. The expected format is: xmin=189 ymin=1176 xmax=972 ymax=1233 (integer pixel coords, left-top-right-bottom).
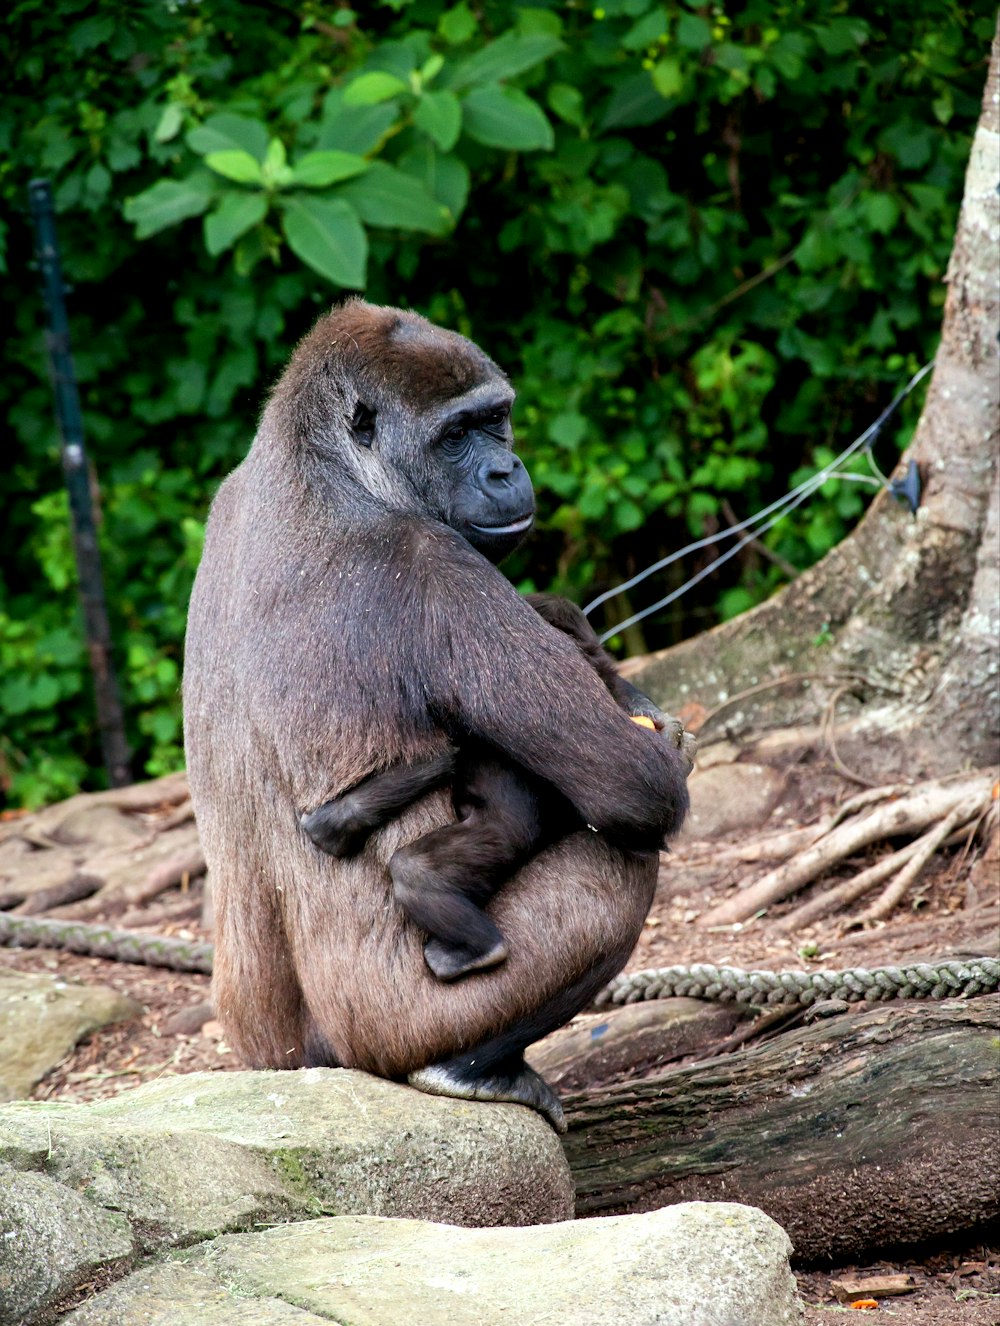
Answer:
xmin=350 ymin=402 xmax=376 ymax=446
xmin=444 ymin=424 xmax=468 ymax=444
xmin=483 ymin=408 xmax=508 ymax=428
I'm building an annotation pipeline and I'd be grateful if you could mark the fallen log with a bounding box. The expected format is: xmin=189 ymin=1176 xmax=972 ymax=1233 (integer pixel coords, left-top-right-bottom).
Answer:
xmin=562 ymin=994 xmax=1000 ymax=1262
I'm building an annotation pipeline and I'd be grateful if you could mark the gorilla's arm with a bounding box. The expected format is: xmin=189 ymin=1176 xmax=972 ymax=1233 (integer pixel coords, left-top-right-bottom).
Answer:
xmin=419 ymin=539 xmax=690 ymax=852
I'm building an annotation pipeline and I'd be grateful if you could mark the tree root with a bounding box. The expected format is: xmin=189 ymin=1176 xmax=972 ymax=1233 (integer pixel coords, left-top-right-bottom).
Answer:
xmin=700 ymin=770 xmax=997 ymax=928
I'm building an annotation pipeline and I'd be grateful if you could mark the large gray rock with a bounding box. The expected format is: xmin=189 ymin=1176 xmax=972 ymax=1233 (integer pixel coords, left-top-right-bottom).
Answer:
xmin=683 ymin=762 xmax=786 ymax=838
xmin=0 ymin=1165 xmax=133 ymax=1325
xmin=0 ymin=969 xmax=139 ymax=1101
xmin=64 ymin=1202 xmax=802 ymax=1326
xmin=0 ymin=1067 xmax=573 ymax=1319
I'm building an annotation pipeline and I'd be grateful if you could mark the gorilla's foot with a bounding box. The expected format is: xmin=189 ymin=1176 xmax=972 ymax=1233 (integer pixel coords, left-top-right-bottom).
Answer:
xmin=408 ymin=1056 xmax=566 ymax=1133
xmin=423 ymin=935 xmax=508 ymax=981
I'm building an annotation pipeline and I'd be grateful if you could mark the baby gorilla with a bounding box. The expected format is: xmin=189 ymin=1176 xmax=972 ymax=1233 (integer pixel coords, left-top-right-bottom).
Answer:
xmin=302 ymin=594 xmax=688 ymax=981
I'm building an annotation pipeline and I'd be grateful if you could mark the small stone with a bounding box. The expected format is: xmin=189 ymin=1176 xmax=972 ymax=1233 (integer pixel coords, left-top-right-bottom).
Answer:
xmin=0 ymin=969 xmax=140 ymax=1101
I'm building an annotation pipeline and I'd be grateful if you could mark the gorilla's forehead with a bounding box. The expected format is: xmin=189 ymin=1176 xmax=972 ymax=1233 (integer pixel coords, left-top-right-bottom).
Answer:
xmin=387 ymin=318 xmax=496 ymax=406
xmin=320 ymin=300 xmax=508 ymax=412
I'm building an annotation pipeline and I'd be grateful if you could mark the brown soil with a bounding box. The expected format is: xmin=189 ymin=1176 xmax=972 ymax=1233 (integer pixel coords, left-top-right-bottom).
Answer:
xmin=2 ymin=818 xmax=997 ymax=1324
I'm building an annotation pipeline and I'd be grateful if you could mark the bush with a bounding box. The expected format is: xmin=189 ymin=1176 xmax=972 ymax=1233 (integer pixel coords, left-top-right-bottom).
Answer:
xmin=1 ymin=0 xmax=992 ymax=804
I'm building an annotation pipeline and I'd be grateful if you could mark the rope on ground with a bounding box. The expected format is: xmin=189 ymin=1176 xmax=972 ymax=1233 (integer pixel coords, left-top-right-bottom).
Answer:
xmin=1 ymin=913 xmax=997 ymax=1004
xmin=594 ymin=958 xmax=1000 ymax=1007
xmin=0 ymin=913 xmax=213 ymax=974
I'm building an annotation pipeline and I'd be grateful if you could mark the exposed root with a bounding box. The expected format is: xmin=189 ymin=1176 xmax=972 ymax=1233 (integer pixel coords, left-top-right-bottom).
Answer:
xmin=859 ymin=803 xmax=979 ymax=923
xmin=699 ymin=770 xmax=997 ymax=928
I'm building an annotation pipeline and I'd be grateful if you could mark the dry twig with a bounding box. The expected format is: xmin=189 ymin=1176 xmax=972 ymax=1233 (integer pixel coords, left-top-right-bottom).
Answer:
xmin=860 ymin=800 xmax=984 ymax=922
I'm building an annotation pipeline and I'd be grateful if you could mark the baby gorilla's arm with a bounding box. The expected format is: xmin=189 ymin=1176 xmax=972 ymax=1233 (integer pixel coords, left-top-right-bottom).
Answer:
xmin=525 ymin=593 xmax=696 ymax=777
xmin=301 ymin=751 xmax=456 ymax=857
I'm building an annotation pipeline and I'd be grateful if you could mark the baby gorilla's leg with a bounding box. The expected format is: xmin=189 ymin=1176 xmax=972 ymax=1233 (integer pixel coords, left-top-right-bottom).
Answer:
xmin=390 ymin=760 xmax=545 ymax=981
xmin=393 ymin=835 xmax=510 ymax=980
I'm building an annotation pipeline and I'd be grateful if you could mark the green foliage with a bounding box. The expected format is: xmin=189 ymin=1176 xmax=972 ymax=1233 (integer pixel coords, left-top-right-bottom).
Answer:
xmin=0 ymin=0 xmax=992 ymax=804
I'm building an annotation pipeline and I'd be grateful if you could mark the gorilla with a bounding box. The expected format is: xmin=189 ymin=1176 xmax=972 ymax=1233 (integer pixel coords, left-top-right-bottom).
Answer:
xmin=183 ymin=300 xmax=690 ymax=1130
xmin=302 ymin=591 xmax=688 ymax=982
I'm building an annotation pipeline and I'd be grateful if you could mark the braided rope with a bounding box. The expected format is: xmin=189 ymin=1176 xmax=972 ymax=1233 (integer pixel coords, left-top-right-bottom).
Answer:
xmin=0 ymin=914 xmax=213 ymax=974
xmin=1 ymin=913 xmax=996 ymax=1006
xmin=594 ymin=958 xmax=1000 ymax=1008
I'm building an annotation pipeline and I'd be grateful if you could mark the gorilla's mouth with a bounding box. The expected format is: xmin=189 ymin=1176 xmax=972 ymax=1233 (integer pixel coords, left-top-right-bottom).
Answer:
xmin=469 ymin=515 xmax=535 ymax=536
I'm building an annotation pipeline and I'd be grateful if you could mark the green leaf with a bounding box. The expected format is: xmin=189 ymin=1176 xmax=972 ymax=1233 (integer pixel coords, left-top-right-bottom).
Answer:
xmin=548 ymin=83 xmax=584 ymax=127
xmin=290 ymin=151 xmax=370 ymax=188
xmin=338 ymin=162 xmax=450 ymax=234
xmin=623 ymin=9 xmax=669 ymax=52
xmin=280 ymin=196 xmax=368 ymax=287
xmin=204 ymin=193 xmax=268 ymax=256
xmin=862 ymin=192 xmax=900 ymax=234
xmin=204 ymin=150 xmax=264 ymax=185
xmin=676 ymin=13 xmax=712 ymax=50
xmin=187 ymin=113 xmax=269 ymax=163
xmin=318 ymin=93 xmax=398 ymax=154
xmin=613 ymin=498 xmax=644 ymax=532
xmin=413 ymin=90 xmax=462 ymax=152
xmin=124 ymin=176 xmax=214 ymax=238
xmin=343 ymin=72 xmax=409 ymax=106
xmin=154 ymin=104 xmax=184 ymax=144
xmin=449 ymin=33 xmax=562 ymax=89
xmin=400 ymin=145 xmax=470 ymax=221
xmin=461 ymin=86 xmax=553 ymax=151
xmin=68 ymin=15 xmax=114 ymax=53
xmin=421 ymin=54 xmax=445 ymax=84
xmin=262 ymin=138 xmax=293 ymax=188
xmin=547 ymin=412 xmax=587 ymax=447
xmin=600 ymin=73 xmax=670 ymax=131
xmin=651 ymin=57 xmax=683 ymax=99
xmin=439 ymin=3 xmax=477 ymax=45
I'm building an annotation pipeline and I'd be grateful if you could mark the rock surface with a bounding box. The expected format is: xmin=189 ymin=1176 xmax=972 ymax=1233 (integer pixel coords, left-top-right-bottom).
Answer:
xmin=0 ymin=1166 xmax=134 ymax=1325
xmin=683 ymin=762 xmax=786 ymax=838
xmin=63 ymin=1202 xmax=802 ymax=1326
xmin=0 ymin=1067 xmax=574 ymax=1323
xmin=0 ymin=969 xmax=139 ymax=1101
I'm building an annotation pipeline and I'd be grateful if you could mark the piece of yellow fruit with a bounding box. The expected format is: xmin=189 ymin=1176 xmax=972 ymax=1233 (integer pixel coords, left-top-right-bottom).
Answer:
xmin=631 ymin=715 xmax=656 ymax=730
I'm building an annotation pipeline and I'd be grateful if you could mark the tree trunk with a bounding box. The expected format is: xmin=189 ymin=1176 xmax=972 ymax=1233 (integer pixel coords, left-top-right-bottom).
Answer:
xmin=562 ymin=995 xmax=1000 ymax=1262
xmin=631 ymin=30 xmax=999 ymax=783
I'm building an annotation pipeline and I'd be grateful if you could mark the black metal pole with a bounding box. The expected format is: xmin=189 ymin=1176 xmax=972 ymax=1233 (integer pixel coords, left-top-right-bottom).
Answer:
xmin=28 ymin=178 xmax=132 ymax=788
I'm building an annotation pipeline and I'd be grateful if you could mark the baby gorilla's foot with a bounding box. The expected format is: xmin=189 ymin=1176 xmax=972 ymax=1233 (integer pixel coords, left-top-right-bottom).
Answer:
xmin=423 ymin=935 xmax=508 ymax=981
xmin=409 ymin=1055 xmax=566 ymax=1133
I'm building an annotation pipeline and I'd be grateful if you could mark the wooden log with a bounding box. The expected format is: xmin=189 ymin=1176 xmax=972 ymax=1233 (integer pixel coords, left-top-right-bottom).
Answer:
xmin=562 ymin=994 xmax=999 ymax=1262
xmin=527 ymin=999 xmax=754 ymax=1091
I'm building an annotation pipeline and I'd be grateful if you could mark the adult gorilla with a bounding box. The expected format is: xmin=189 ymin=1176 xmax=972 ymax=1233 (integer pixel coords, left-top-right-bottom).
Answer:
xmin=184 ymin=300 xmax=690 ymax=1130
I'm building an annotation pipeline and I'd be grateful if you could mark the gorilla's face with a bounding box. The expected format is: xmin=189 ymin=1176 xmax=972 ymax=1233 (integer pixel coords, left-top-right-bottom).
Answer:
xmin=344 ymin=313 xmax=536 ymax=564
xmin=430 ymin=394 xmax=535 ymax=563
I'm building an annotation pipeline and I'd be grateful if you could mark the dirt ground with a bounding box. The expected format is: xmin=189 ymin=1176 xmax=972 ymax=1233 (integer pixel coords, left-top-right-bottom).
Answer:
xmin=2 ymin=818 xmax=998 ymax=1324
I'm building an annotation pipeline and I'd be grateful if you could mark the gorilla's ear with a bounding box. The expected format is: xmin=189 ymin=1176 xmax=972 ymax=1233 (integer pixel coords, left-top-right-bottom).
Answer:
xmin=350 ymin=402 xmax=376 ymax=447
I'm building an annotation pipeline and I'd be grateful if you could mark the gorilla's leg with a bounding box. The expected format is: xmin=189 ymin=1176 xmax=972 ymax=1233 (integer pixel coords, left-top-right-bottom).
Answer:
xmin=408 ymin=945 xmax=631 ymax=1133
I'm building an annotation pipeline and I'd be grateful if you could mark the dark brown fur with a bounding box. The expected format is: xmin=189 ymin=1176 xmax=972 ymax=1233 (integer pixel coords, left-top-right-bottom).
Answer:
xmin=302 ymin=592 xmax=681 ymax=981
xmin=183 ymin=301 xmax=688 ymax=1113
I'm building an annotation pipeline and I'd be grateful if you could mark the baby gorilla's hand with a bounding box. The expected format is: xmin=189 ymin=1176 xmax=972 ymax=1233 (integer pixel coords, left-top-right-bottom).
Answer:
xmin=301 ymin=795 xmax=377 ymax=858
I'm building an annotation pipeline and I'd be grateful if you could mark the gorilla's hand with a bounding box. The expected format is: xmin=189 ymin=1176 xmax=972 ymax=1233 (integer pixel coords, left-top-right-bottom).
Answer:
xmin=626 ymin=697 xmax=697 ymax=778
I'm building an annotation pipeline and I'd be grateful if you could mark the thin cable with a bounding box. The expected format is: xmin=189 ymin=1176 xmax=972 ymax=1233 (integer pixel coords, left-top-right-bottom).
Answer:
xmin=584 ymin=360 xmax=934 ymax=624
xmin=597 ymin=463 xmax=832 ymax=642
